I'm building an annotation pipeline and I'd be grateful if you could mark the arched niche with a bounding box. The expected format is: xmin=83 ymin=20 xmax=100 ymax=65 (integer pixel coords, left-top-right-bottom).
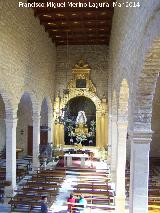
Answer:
xmin=17 ymin=92 xmax=33 ymax=157
xmin=64 ymin=96 xmax=96 ymax=146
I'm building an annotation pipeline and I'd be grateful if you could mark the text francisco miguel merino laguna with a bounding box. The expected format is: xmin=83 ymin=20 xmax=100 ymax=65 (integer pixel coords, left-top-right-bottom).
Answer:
xmin=18 ymin=1 xmax=141 ymax=8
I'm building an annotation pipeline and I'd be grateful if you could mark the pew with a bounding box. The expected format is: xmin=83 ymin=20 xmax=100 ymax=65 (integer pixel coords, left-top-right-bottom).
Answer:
xmin=8 ymin=152 xmax=115 ymax=212
xmin=64 ymin=201 xmax=115 ymax=212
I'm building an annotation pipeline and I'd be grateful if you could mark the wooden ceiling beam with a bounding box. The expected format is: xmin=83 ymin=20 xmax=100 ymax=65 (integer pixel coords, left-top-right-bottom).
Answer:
xmin=45 ymin=26 xmax=111 ymax=32
xmin=27 ymin=0 xmax=114 ymax=45
xmin=55 ymin=40 xmax=110 ymax=45
xmin=43 ymin=22 xmax=112 ymax=32
xmin=49 ymin=31 xmax=109 ymax=37
xmin=40 ymin=16 xmax=113 ymax=23
xmin=40 ymin=18 xmax=112 ymax=25
xmin=52 ymin=36 xmax=109 ymax=41
xmin=34 ymin=7 xmax=114 ymax=17
xmin=52 ymin=37 xmax=110 ymax=42
xmin=47 ymin=27 xmax=111 ymax=33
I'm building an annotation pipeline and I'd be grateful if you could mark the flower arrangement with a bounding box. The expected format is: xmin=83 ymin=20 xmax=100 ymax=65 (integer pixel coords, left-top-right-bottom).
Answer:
xmin=66 ymin=118 xmax=96 ymax=145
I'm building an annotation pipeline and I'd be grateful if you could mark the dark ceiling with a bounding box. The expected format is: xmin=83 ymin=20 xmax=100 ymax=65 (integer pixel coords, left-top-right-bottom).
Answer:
xmin=28 ymin=0 xmax=114 ymax=45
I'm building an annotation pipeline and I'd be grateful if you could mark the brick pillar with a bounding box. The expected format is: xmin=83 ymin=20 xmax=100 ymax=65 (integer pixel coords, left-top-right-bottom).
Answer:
xmin=5 ymin=116 xmax=17 ymax=191
xmin=32 ymin=113 xmax=41 ymax=170
xmin=115 ymin=120 xmax=128 ymax=213
xmin=129 ymin=131 xmax=151 ymax=213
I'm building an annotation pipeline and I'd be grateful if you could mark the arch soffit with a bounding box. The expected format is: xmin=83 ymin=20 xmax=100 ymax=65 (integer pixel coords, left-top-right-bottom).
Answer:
xmin=41 ymin=96 xmax=53 ymax=114
xmin=0 ymin=89 xmax=15 ymax=117
xmin=62 ymin=90 xmax=102 ymax=111
xmin=112 ymin=73 xmax=130 ymax=97
xmin=115 ymin=13 xmax=160 ymax=130
xmin=18 ymin=91 xmax=40 ymax=115
xmin=133 ymin=38 xmax=160 ymax=130
xmin=131 ymin=7 xmax=160 ymax=131
xmin=134 ymin=8 xmax=160 ymax=108
xmin=117 ymin=79 xmax=129 ymax=120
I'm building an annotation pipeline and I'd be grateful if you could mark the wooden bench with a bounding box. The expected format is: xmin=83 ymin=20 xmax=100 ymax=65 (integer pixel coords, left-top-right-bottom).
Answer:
xmin=25 ymin=181 xmax=60 ymax=188
xmin=65 ymin=201 xmax=115 ymax=213
xmin=9 ymin=199 xmax=52 ymax=212
xmin=75 ymin=183 xmax=111 ymax=190
xmin=31 ymin=176 xmax=64 ymax=183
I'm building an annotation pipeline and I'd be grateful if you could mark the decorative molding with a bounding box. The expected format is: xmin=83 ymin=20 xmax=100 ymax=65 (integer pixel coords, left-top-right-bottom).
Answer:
xmin=59 ymin=59 xmax=105 ymax=112
xmin=128 ymin=130 xmax=153 ymax=144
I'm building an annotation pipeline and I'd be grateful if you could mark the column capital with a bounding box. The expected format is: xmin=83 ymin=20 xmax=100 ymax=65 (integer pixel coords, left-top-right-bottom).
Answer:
xmin=32 ymin=112 xmax=41 ymax=120
xmin=48 ymin=117 xmax=54 ymax=124
xmin=5 ymin=112 xmax=17 ymax=120
xmin=128 ymin=130 xmax=153 ymax=144
xmin=5 ymin=117 xmax=18 ymax=125
xmin=117 ymin=120 xmax=128 ymax=129
xmin=108 ymin=114 xmax=112 ymax=119
xmin=117 ymin=115 xmax=128 ymax=124
xmin=111 ymin=114 xmax=117 ymax=122
xmin=96 ymin=110 xmax=102 ymax=117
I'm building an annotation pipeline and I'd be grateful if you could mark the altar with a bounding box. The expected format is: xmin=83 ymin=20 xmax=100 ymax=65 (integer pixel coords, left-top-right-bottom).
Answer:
xmin=64 ymin=153 xmax=88 ymax=167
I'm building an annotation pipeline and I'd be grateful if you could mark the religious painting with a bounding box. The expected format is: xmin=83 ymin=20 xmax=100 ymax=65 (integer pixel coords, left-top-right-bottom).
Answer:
xmin=76 ymin=79 xmax=86 ymax=88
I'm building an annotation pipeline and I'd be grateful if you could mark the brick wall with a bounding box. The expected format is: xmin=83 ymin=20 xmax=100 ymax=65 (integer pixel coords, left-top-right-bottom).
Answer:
xmin=109 ymin=0 xmax=160 ymax=156
xmin=0 ymin=96 xmax=6 ymax=151
xmin=55 ymin=45 xmax=109 ymax=99
xmin=0 ymin=0 xmax=56 ymax=103
xmin=151 ymin=77 xmax=160 ymax=157
xmin=0 ymin=0 xmax=56 ymax=153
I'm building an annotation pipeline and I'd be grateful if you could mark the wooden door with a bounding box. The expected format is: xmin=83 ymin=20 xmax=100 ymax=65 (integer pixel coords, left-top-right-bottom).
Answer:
xmin=28 ymin=126 xmax=33 ymax=155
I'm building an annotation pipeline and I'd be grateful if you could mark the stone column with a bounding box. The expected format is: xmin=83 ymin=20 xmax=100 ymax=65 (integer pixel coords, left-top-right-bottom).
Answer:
xmin=54 ymin=123 xmax=60 ymax=147
xmin=129 ymin=131 xmax=152 ymax=213
xmin=111 ymin=115 xmax=118 ymax=177
xmin=101 ymin=115 xmax=105 ymax=148
xmin=32 ymin=113 xmax=41 ymax=170
xmin=48 ymin=115 xmax=53 ymax=143
xmin=96 ymin=111 xmax=101 ymax=147
xmin=53 ymin=123 xmax=56 ymax=146
xmin=115 ymin=120 xmax=128 ymax=213
xmin=105 ymin=113 xmax=108 ymax=147
xmin=5 ymin=116 xmax=17 ymax=191
xmin=59 ymin=124 xmax=64 ymax=147
xmin=101 ymin=99 xmax=108 ymax=148
xmin=101 ymin=113 xmax=108 ymax=148
xmin=107 ymin=114 xmax=112 ymax=162
xmin=53 ymin=95 xmax=60 ymax=147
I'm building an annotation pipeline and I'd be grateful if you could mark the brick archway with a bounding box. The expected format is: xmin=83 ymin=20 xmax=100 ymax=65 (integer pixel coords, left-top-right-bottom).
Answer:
xmin=133 ymin=39 xmax=160 ymax=132
xmin=129 ymin=38 xmax=160 ymax=213
xmin=0 ymin=89 xmax=15 ymax=118
xmin=40 ymin=96 xmax=53 ymax=144
xmin=118 ymin=79 xmax=129 ymax=122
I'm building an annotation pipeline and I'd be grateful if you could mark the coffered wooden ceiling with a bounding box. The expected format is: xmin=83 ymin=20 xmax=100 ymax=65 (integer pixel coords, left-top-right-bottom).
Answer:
xmin=29 ymin=0 xmax=114 ymax=45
